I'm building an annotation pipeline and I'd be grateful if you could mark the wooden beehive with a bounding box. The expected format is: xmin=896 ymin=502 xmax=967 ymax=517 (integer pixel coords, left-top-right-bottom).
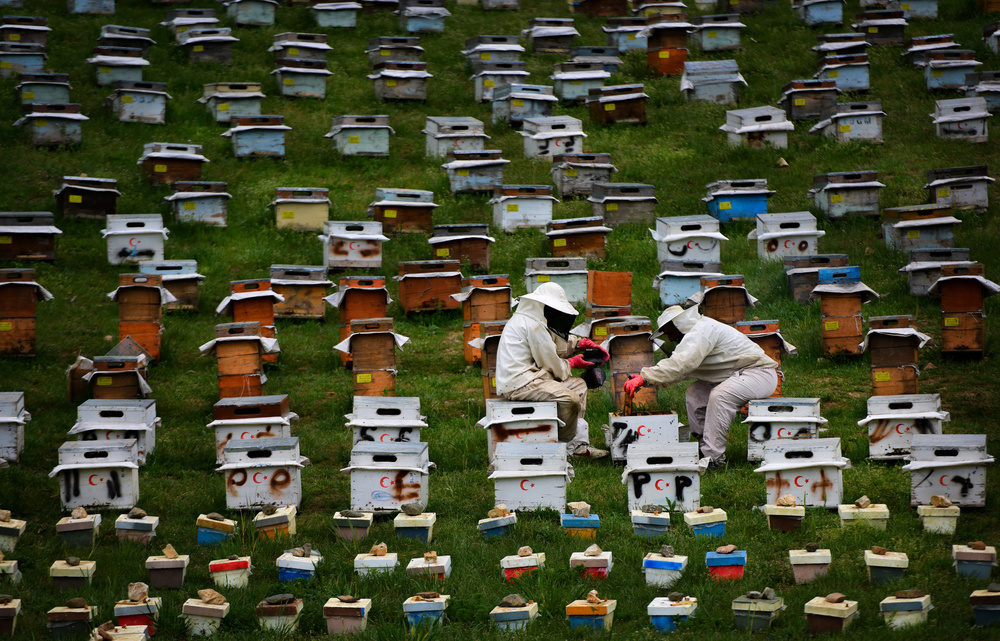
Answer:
xmin=212 ymin=322 xmax=264 ymax=378
xmin=270 ymin=32 xmax=332 ymax=62
xmin=588 ymin=183 xmax=657 ymax=226
xmin=226 ymin=0 xmax=278 ymax=27
xmin=0 ymin=212 xmax=60 ymax=261
xmin=784 ymin=254 xmax=850 ymax=303
xmin=811 ymin=101 xmax=884 ymax=142
xmin=105 ymin=81 xmax=171 ymax=125
xmin=273 ymin=58 xmax=332 ymax=99
xmin=0 ymin=42 xmax=46 ymax=79
xmin=605 ymin=319 xmax=657 ymax=410
xmin=572 ymin=0 xmax=627 ymax=17
xmin=115 ymin=274 xmax=164 ymax=322
xmin=925 ymin=166 xmax=992 ymax=211
xmin=395 ymin=260 xmax=462 ymax=313
xmin=545 ymin=216 xmax=610 ymax=259
xmin=270 ymin=265 xmax=331 ymax=319
xmin=369 ymin=60 xmax=431 ymax=101
xmin=0 ymin=268 xmax=50 ymax=357
xmin=326 ymin=114 xmax=393 ymax=156
xmin=14 ymin=103 xmax=88 ymax=147
xmin=331 ymin=276 xmax=390 ymax=365
xmin=161 ymin=8 xmax=220 ymax=36
xmin=98 ymin=25 xmax=155 ymax=54
xmin=924 ymin=50 xmax=980 ymax=91
xmin=272 ymin=187 xmax=330 ymax=231
xmin=491 ymin=84 xmax=556 ymax=127
xmin=423 ymin=116 xmax=488 ymax=157
xmin=601 ymin=18 xmax=646 ymax=54
xmin=321 ymin=221 xmax=388 ymax=272
xmin=16 ymin=72 xmax=71 ymax=105
xmin=54 ymin=176 xmax=119 ymax=219
xmin=138 ymin=142 xmax=208 ymax=185
xmin=813 ymin=266 xmax=878 ymax=356
xmin=198 ymin=82 xmax=264 ymax=124
xmin=458 ymin=274 xmax=510 ymax=363
xmin=551 ymin=60 xmax=610 ymax=102
xmin=932 ymin=263 xmax=995 ymax=357
xmin=550 ymin=153 xmax=615 ymax=200
xmin=369 ymin=188 xmax=437 ymax=233
xmin=460 ymin=35 xmax=523 ymax=68
xmin=365 ymin=37 xmax=423 ymax=67
xmin=491 ymin=184 xmax=557 ymax=232
xmin=165 ymin=182 xmax=230 ymax=227
xmin=226 ymin=279 xmax=277 ymax=327
xmin=480 ymin=320 xmax=506 ymax=399
xmin=471 ymin=61 xmax=529 ymax=103
xmin=523 ymin=18 xmax=579 ymax=54
xmin=587 ymin=84 xmax=648 ymax=126
xmin=736 ymin=320 xmax=790 ymax=397
xmin=87 ymin=46 xmax=148 ymax=87
xmin=524 ymin=257 xmax=588 ymax=303
xmin=931 ymin=97 xmax=989 ymax=143
xmin=139 ymin=260 xmax=203 ymax=311
xmin=882 ymin=203 xmax=959 ymax=251
xmin=779 ymin=80 xmax=839 ymax=121
xmin=347 ymin=318 xmax=397 ymax=370
xmin=429 ymin=224 xmax=493 ymax=268
xmin=222 ymin=115 xmax=289 ymax=158
xmin=680 ymin=59 xmax=745 ymax=105
xmin=1 ymin=15 xmax=50 ymax=46
xmin=587 ymin=271 xmax=632 ymax=307
xmin=441 ymin=150 xmax=510 ymax=193
xmin=311 ymin=2 xmax=362 ymax=28
xmin=852 ymin=10 xmax=907 ymax=46
xmin=809 ymin=171 xmax=884 ymax=219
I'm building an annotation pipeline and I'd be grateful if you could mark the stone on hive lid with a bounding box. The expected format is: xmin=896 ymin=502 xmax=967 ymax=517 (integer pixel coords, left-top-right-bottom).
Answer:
xmin=228 ymin=554 xmax=238 ymax=560
xmin=660 ymin=545 xmax=674 ymax=557
xmin=855 ymin=495 xmax=871 ymax=509
xmin=71 ymin=507 xmax=88 ymax=519
xmin=66 ymin=597 xmax=88 ymax=609
xmin=401 ymin=502 xmax=424 ymax=516
xmin=586 ymin=590 xmax=602 ymax=604
xmin=340 ymin=510 xmax=364 ymax=518
xmin=128 ymin=582 xmax=148 ymax=603
xmin=162 ymin=544 xmax=179 ymax=559
xmin=0 ymin=509 xmax=10 ymax=522
xmin=872 ymin=545 xmax=888 ymax=555
xmin=499 ymin=594 xmax=526 ymax=608
xmin=416 ymin=592 xmax=440 ymax=600
xmin=969 ymin=541 xmax=987 ymax=550
xmin=338 ymin=595 xmax=358 ymax=603
xmin=762 ymin=587 xmax=776 ymax=600
xmin=262 ymin=505 xmax=277 ymax=516
xmin=806 ymin=542 xmax=820 ymax=552
xmin=987 ymin=583 xmax=1000 ymax=592
xmin=930 ymin=495 xmax=952 ymax=507
xmin=895 ymin=589 xmax=926 ymax=599
xmin=488 ymin=504 xmax=510 ymax=518
xmin=746 ymin=591 xmax=763 ymax=599
xmin=640 ymin=504 xmax=662 ymax=514
xmin=777 ymin=494 xmax=797 ymax=507
xmin=198 ymin=589 xmax=226 ymax=605
xmin=65 ymin=556 xmax=80 ymax=567
xmin=667 ymin=592 xmax=684 ymax=602
xmin=424 ymin=551 xmax=437 ymax=562
xmin=567 ymin=501 xmax=590 ymax=517
xmin=127 ymin=508 xmax=147 ymax=520
xmin=518 ymin=546 xmax=533 ymax=556
xmin=584 ymin=544 xmax=602 ymax=557
xmin=207 ymin=512 xmax=225 ymax=521
xmin=717 ymin=544 xmax=737 ymax=554
xmin=826 ymin=593 xmax=846 ymax=604
xmin=265 ymin=593 xmax=294 ymax=605
xmin=369 ymin=542 xmax=387 ymax=556
xmin=697 ymin=505 xmax=714 ymax=513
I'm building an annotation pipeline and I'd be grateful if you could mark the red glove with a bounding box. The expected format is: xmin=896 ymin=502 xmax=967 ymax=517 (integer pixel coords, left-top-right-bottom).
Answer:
xmin=578 ymin=338 xmax=610 ymax=364
xmin=566 ymin=354 xmax=590 ymax=370
xmin=624 ymin=374 xmax=645 ymax=397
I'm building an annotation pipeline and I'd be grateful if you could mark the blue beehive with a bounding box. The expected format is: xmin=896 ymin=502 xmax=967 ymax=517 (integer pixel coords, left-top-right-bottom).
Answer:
xmin=178 ymin=28 xmax=238 ymax=65
xmin=965 ymin=71 xmax=1000 ymax=113
xmin=684 ymin=508 xmax=727 ymax=538
xmin=477 ymin=512 xmax=516 ymax=539
xmin=14 ymin=103 xmax=88 ymax=147
xmin=570 ymin=46 xmax=622 ymax=73
xmin=222 ymin=115 xmax=290 ymax=158
xmin=971 ymin=589 xmax=1000 ymax=626
xmin=655 ymin=264 xmax=724 ymax=306
xmin=164 ymin=182 xmax=231 ymax=227
xmin=817 ymin=265 xmax=860 ymax=285
xmin=567 ymin=599 xmax=615 ymax=631
xmin=394 ymin=512 xmax=436 ymax=542
xmin=273 ymin=58 xmax=332 ymax=99
xmin=603 ymin=18 xmax=645 ymax=52
xmin=703 ymin=179 xmax=774 ymax=221
xmin=441 ymin=150 xmax=509 ymax=193
xmin=68 ymin=0 xmax=114 ymax=14
xmin=648 ymin=596 xmax=697 ymax=632
xmin=86 ymin=46 xmax=147 ymax=86
xmin=924 ymin=50 xmax=980 ymax=91
xmin=224 ymin=0 xmax=278 ymax=26
xmin=277 ymin=549 xmax=323 ymax=582
xmin=794 ymin=0 xmax=843 ymax=27
xmin=953 ymin=544 xmax=995 ymax=579
xmin=815 ymin=54 xmax=869 ymax=92
xmin=15 ymin=73 xmax=70 ymax=105
xmin=461 ymin=35 xmax=523 ymax=68
xmin=400 ymin=0 xmax=450 ymax=33
xmin=889 ymin=0 xmax=936 ymax=19
xmin=632 ymin=509 xmax=670 ymax=539
xmin=105 ymin=81 xmax=171 ymax=125
xmin=403 ymin=594 xmax=449 ymax=628
xmin=327 ymin=114 xmax=394 ymax=156
xmin=681 ymin=60 xmax=746 ymax=105
xmin=691 ymin=14 xmax=745 ymax=52
xmin=0 ymin=42 xmax=45 ymax=78
xmin=561 ymin=513 xmax=600 ymax=539
xmin=551 ymin=61 xmax=609 ymax=102
xmin=310 ymin=2 xmax=361 ymax=28
xmin=198 ymin=82 xmax=264 ymax=124
xmin=196 ymin=513 xmax=236 ymax=545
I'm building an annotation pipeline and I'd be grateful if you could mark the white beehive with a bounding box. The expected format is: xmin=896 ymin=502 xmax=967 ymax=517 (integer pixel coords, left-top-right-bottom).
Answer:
xmin=325 ymin=115 xmax=394 ymax=156
xmin=809 ymin=101 xmax=885 ymax=142
xmin=345 ymin=396 xmax=427 ymax=446
xmin=208 ymin=395 xmax=298 ymax=465
xmin=551 ymin=60 xmax=610 ymax=102
xmin=480 ymin=399 xmax=560 ymax=462
xmin=753 ymin=438 xmax=850 ymax=508
xmin=0 ymin=392 xmax=28 ymax=464
xmin=490 ymin=185 xmax=558 ymax=232
xmin=524 ymin=257 xmax=588 ymax=302
xmin=622 ymin=442 xmax=704 ymax=512
xmin=491 ymin=84 xmax=557 ymax=126
xmin=69 ymin=399 xmax=158 ymax=465
xmin=858 ymin=394 xmax=948 ymax=460
xmin=342 ymin=441 xmax=434 ymax=513
xmin=604 ymin=412 xmax=679 ymax=464
xmin=319 ymin=221 xmax=389 ymax=271
xmin=471 ymin=61 xmax=529 ymax=102
xmin=897 ymin=248 xmax=973 ymax=297
xmin=924 ymin=166 xmax=993 ymax=212
xmin=461 ymin=35 xmax=524 ymax=67
xmin=650 ymin=215 xmax=727 ymax=269
xmin=489 ymin=442 xmax=569 ymax=511
xmin=520 ymin=116 xmax=586 ymax=161
xmin=931 ymin=97 xmax=990 ymax=143
xmin=744 ymin=398 xmax=827 ymax=462
xmin=196 ymin=82 xmax=265 ymax=124
xmin=902 ymin=434 xmax=993 ymax=507
xmin=751 ymin=213 xmax=825 ymax=261
xmin=423 ymin=116 xmax=489 ymax=158
xmin=720 ymin=106 xmax=794 ymax=148
xmin=101 ymin=214 xmax=168 ymax=264
xmin=217 ymin=437 xmax=308 ymax=510
xmin=680 ymin=59 xmax=746 ymax=105
xmin=49 ymin=440 xmax=140 ymax=511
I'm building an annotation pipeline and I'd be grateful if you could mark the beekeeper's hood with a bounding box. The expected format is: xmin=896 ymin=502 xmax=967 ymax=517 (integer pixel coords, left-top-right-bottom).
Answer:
xmin=652 ymin=304 xmax=701 ymax=339
xmin=516 ymin=282 xmax=579 ymax=339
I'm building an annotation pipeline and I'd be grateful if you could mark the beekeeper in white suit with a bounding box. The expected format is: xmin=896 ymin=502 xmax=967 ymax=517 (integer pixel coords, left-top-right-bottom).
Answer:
xmin=496 ymin=282 xmax=610 ymax=458
xmin=624 ymin=305 xmax=778 ymax=469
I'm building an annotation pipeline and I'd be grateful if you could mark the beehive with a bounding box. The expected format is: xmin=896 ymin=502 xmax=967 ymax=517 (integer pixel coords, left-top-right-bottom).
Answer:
xmin=604 ymin=319 xmax=658 ymax=409
xmin=403 ymin=594 xmax=449 ymax=628
xmin=681 ymin=60 xmax=746 ymax=104
xmin=852 ymin=10 xmax=907 ymax=46
xmin=461 ymin=35 xmax=523 ymax=67
xmin=160 ymin=9 xmax=220 ymax=38
xmin=966 ymin=71 xmax=1000 ymax=113
xmin=929 ymin=263 xmax=997 ymax=356
xmin=587 ymin=84 xmax=648 ymax=126
xmin=218 ymin=437 xmax=307 ymax=509
xmin=471 ymin=61 xmax=529 ymax=103
xmin=70 ymin=398 xmax=158 ymax=465
xmin=882 ymin=203 xmax=960 ymax=250
xmin=394 ymin=260 xmax=462 ymax=312
xmin=99 ymin=25 xmax=155 ymax=54
xmin=326 ymin=114 xmax=393 ymax=156
xmin=809 ymin=171 xmax=884 ymax=219
xmin=14 ymin=103 xmax=88 ymax=147
xmin=653 ymin=263 xmax=724 ymax=307
xmin=200 ymin=322 xmax=273 ymax=399
xmin=752 ymin=212 xmax=825 ymax=261
xmin=604 ymin=411 xmax=679 ymax=464
xmin=365 ymin=36 xmax=423 ymax=66
xmin=208 ymin=395 xmax=295 ymax=464
xmin=398 ymin=0 xmax=450 ymax=33
xmin=454 ymin=274 xmax=510 ymax=363
xmin=647 ymin=596 xmax=696 ymax=633
xmin=924 ymin=50 xmax=981 ymax=91
xmin=441 ymin=149 xmax=509 ymax=193
xmin=931 ymin=97 xmax=989 ymax=143
xmin=779 ymin=79 xmax=839 ymax=120
xmin=345 ymin=396 xmax=426 ymax=446
xmin=490 ymin=442 xmax=569 ymax=511
xmin=861 ymin=316 xmax=930 ymax=395
xmin=624 ymin=443 xmax=705 ymax=511
xmin=551 ymin=60 xmax=610 ymax=102
xmin=271 ymin=187 xmax=330 ymax=231
xmin=49 ymin=440 xmax=140 ymax=511
xmin=924 ymin=166 xmax=993 ymax=211
xmin=720 ymin=105 xmax=794 ymax=148
xmin=703 ymin=179 xmax=774 ymax=221
xmin=343 ymin=440 xmax=433 ymax=512
xmin=368 ymin=60 xmax=431 ymax=101
xmin=904 ymin=33 xmax=956 ymax=66
xmin=165 ymin=182 xmax=230 ymax=227
xmin=600 ymin=19 xmax=645 ymax=53
xmin=810 ymin=100 xmax=885 ymax=142
xmin=521 ymin=18 xmax=579 ymax=54
xmin=86 ymin=46 xmax=148 ymax=86
xmin=491 ymin=184 xmax=557 ymax=232
xmin=811 ymin=266 xmax=879 ymax=356
xmin=181 ymin=598 xmax=229 ymax=637
xmin=479 ymin=399 xmax=560 ymax=462
xmin=320 ymin=221 xmax=389 ymax=272
xmin=691 ymin=275 xmax=757 ymax=325
xmin=101 ymin=214 xmax=168 ymax=265
xmin=520 ymin=116 xmax=586 ymax=161
xmin=197 ymin=82 xmax=264 ymax=124
xmin=794 ymin=0 xmax=844 ymax=26
xmin=221 ymin=115 xmax=289 ymax=158
xmin=272 ymin=58 xmax=332 ymax=98
xmin=270 ymin=265 xmax=330 ymax=319
xmin=549 ymin=153 xmax=615 ymax=201
xmin=137 ymin=142 xmax=208 ymax=184
xmin=784 ymin=254 xmax=850 ymax=304
xmin=491 ymin=84 xmax=556 ymax=127
xmin=744 ymin=398 xmax=826 ymax=462
xmin=0 ymin=392 xmax=28 ymax=464
xmin=545 ymin=217 xmax=610 ymax=260
xmin=311 ymin=2 xmax=362 ymax=28
xmin=269 ymin=32 xmax=331 ymax=62
xmin=428 ymin=224 xmax=493 ymax=268
xmin=902 ymin=434 xmax=992 ymax=507
xmin=15 ymin=72 xmax=70 ymax=105
xmin=368 ymin=187 xmax=437 ymax=233
xmin=754 ymin=438 xmax=851 ymax=508
xmin=0 ymin=212 xmax=60 ymax=261
xmin=588 ymin=183 xmax=657 ymax=226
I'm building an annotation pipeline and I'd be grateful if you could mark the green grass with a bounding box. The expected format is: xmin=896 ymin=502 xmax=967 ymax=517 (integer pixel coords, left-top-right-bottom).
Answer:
xmin=2 ymin=0 xmax=1000 ymax=639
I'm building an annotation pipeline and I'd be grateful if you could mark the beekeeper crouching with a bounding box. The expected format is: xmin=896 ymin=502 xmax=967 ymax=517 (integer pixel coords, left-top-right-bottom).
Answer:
xmin=624 ymin=305 xmax=778 ymax=469
xmin=496 ymin=282 xmax=610 ymax=458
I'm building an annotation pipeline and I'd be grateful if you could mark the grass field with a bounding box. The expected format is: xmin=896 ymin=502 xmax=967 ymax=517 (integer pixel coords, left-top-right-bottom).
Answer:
xmin=2 ymin=0 xmax=1000 ymax=638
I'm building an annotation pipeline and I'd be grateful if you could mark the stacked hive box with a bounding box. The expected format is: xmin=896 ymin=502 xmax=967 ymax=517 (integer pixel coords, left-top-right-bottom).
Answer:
xmin=87 ymin=339 xmax=152 ymax=400
xmin=368 ymin=187 xmax=438 ymax=233
xmin=784 ymin=254 xmax=850 ymax=304
xmin=327 ymin=276 xmax=390 ymax=366
xmin=200 ymin=322 xmax=274 ymax=399
xmin=209 ymin=395 xmax=296 ymax=464
xmin=929 ymin=263 xmax=998 ymax=358
xmin=736 ymin=320 xmax=795 ymax=397
xmin=270 ymin=265 xmax=331 ymax=320
xmin=693 ymin=275 xmax=755 ymax=326
xmin=605 ymin=318 xmax=657 ymax=410
xmin=394 ymin=260 xmax=462 ymax=313
xmin=139 ymin=260 xmax=204 ymax=311
xmin=217 ymin=279 xmax=282 ymax=364
xmin=811 ymin=266 xmax=879 ymax=356
xmin=546 ymin=217 xmax=611 ymax=259
xmin=641 ymin=15 xmax=694 ymax=76
xmin=587 ymin=271 xmax=632 ymax=319
xmin=0 ymin=268 xmax=52 ymax=357
xmin=0 ymin=212 xmax=61 ymax=261
xmin=428 ymin=224 xmax=494 ymax=268
xmin=454 ymin=275 xmax=511 ymax=364
xmin=335 ymin=317 xmax=406 ymax=396
xmin=478 ymin=320 xmax=507 ymax=399
xmin=861 ymin=315 xmax=930 ymax=395
xmin=53 ymin=176 xmax=120 ymax=218
xmin=110 ymin=274 xmax=171 ymax=362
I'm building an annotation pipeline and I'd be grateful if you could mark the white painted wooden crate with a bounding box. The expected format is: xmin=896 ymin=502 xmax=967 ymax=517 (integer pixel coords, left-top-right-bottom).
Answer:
xmin=489 ymin=442 xmax=569 ymax=511
xmin=902 ymin=434 xmax=993 ymax=507
xmin=753 ymin=438 xmax=850 ymax=508
xmin=858 ymin=394 xmax=948 ymax=460
xmin=49 ymin=440 xmax=140 ymax=511
xmin=743 ymin=398 xmax=827 ymax=462
xmin=218 ymin=437 xmax=308 ymax=510
xmin=342 ymin=441 xmax=433 ymax=513
xmin=622 ymin=442 xmax=704 ymax=512
xmin=345 ymin=396 xmax=426 ymax=446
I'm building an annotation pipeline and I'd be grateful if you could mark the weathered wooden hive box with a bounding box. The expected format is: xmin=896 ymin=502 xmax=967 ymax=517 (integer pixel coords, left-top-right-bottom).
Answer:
xmin=198 ymin=82 xmax=264 ymax=123
xmin=54 ymin=175 xmax=119 ymax=219
xmin=754 ymin=437 xmax=850 ymax=508
xmin=784 ymin=255 xmax=849 ymax=302
xmin=273 ymin=57 xmax=331 ymax=98
xmin=456 ymin=274 xmax=510 ymax=362
xmin=852 ymin=10 xmax=907 ymax=45
xmin=752 ymin=212 xmax=824 ymax=261
xmin=160 ymin=9 xmax=220 ymax=39
xmin=736 ymin=320 xmax=795 ymax=393
xmin=423 ymin=116 xmax=488 ymax=157
xmin=703 ymin=178 xmax=773 ymax=221
xmin=98 ymin=25 xmax=155 ymax=54
xmin=571 ymin=45 xmax=623 ymax=73
xmin=571 ymin=0 xmax=626 ymax=17
xmin=209 ymin=394 xmax=295 ymax=464
xmin=794 ymin=0 xmax=844 ymax=27
xmin=428 ymin=223 xmax=493 ymax=268
xmin=861 ymin=315 xmax=929 ymax=395
xmin=524 ymin=256 xmax=588 ymax=302
xmin=87 ymin=46 xmax=148 ymax=86
xmin=491 ymin=184 xmax=557 ymax=232
xmin=898 ymin=247 xmax=971 ymax=297
xmin=345 ymin=395 xmax=425 ymax=445
xmin=222 ymin=114 xmax=289 ymax=158
xmin=178 ymin=27 xmax=238 ymax=64
xmin=165 ymin=182 xmax=230 ymax=227
xmin=478 ymin=319 xmax=506 ymax=399
xmin=932 ymin=97 xmax=990 ymax=143
xmin=882 ymin=202 xmax=959 ymax=250
xmin=604 ymin=411 xmax=679 ymax=464
xmin=0 ymin=391 xmax=27 ymax=463
xmin=681 ymin=59 xmax=745 ymax=104
xmin=0 ymin=268 xmax=52 ymax=357
xmin=587 ymin=84 xmax=648 ymax=126
xmin=441 ymin=149 xmax=509 ymax=193
xmin=490 ymin=442 xmax=569 ymax=511
xmin=482 ymin=0 xmax=519 ymax=9
xmin=368 ymin=60 xmax=430 ymax=101
xmin=334 ymin=317 xmax=407 ymax=395
xmin=15 ymin=103 xmax=88 ymax=147
xmin=889 ymin=0 xmax=936 ymax=17
xmin=721 ymin=105 xmax=793 ymax=148
xmin=522 ymin=18 xmax=579 ymax=54
xmin=652 ymin=215 xmax=725 ymax=270
xmin=86 ymin=351 xmax=152 ymax=400
xmin=323 ymin=597 xmax=371 ymax=635
xmin=1 ymin=40 xmax=45 ymax=81
xmin=137 ymin=142 xmax=208 ymax=184
xmin=601 ymin=18 xmax=646 ymax=52
xmin=49 ymin=558 xmax=97 ymax=590
xmin=588 ymin=182 xmax=657 ymax=226
xmin=201 ymin=322 xmax=269 ymax=398
xmin=925 ymin=166 xmax=992 ymax=211
xmin=903 ymin=434 xmax=993 ymax=507
xmin=479 ymin=399 xmax=559 ymax=461
xmin=809 ymin=170 xmax=883 ymax=218
xmin=520 ymin=115 xmax=586 ymax=161
xmin=691 ymin=14 xmax=745 ymax=51
xmin=546 ymin=216 xmax=610 ymax=259
xmin=653 ymin=263 xmax=723 ymax=307
xmin=929 ymin=263 xmax=997 ymax=356
xmin=744 ymin=398 xmax=825 ymax=462
xmin=269 ymin=32 xmax=331 ymax=62
xmin=779 ymin=79 xmax=839 ymax=120
xmin=111 ymin=272 xmax=170 ymax=359
xmin=604 ymin=318 xmax=658 ymax=408
xmin=471 ymin=61 xmax=528 ymax=102
xmin=46 ymin=604 xmax=98 ymax=638
xmin=326 ymin=114 xmax=393 ymax=156
xmin=924 ymin=49 xmax=981 ymax=92
xmin=1 ymin=15 xmax=49 ymax=45
xmin=343 ymin=440 xmax=432 ymax=512
xmin=15 ymin=72 xmax=70 ymax=105
xmin=461 ymin=35 xmax=523 ymax=68
xmin=395 ymin=259 xmax=462 ymax=312
xmin=271 ymin=187 xmax=330 ymax=231
xmin=623 ymin=442 xmax=703 ymax=511
xmin=904 ymin=33 xmax=956 ymax=67
xmin=270 ymin=265 xmax=330 ymax=319
xmin=320 ymin=221 xmax=388 ymax=271
xmin=365 ymin=36 xmax=423 ymax=66
xmin=551 ymin=60 xmax=610 ymax=102
xmin=811 ymin=100 xmax=885 ymax=141
xmin=814 ymin=53 xmax=870 ymax=92
xmin=311 ymin=2 xmax=362 ymax=28
xmin=403 ymin=594 xmax=450 ymax=628
xmin=224 ymin=0 xmax=278 ymax=26
xmin=692 ymin=274 xmax=757 ymax=325
xmin=812 ymin=265 xmax=879 ymax=355
xmin=327 ymin=277 xmax=390 ymax=364
xmin=588 ymin=270 xmax=632 ymax=308
xmin=105 ymin=80 xmax=170 ymax=124
xmin=399 ymin=0 xmax=450 ymax=33
xmin=101 ymin=214 xmax=168 ymax=265
xmin=491 ymin=83 xmax=556 ymax=126
xmin=859 ymin=393 xmax=946 ymax=460
xmin=50 ymin=439 xmax=140 ymax=510
xmin=0 ymin=212 xmax=60 ymax=261
xmin=640 ymin=16 xmax=695 ymax=75
xmin=218 ymin=436 xmax=307 ymax=509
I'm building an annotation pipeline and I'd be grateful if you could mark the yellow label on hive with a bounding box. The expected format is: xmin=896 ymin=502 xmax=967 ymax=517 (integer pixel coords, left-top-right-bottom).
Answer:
xmin=932 ymin=71 xmax=942 ymax=78
xmin=571 ymin=81 xmax=582 ymax=85
xmin=218 ymin=103 xmax=230 ymax=111
xmin=840 ymin=124 xmax=851 ymax=133
xmin=595 ymin=326 xmax=607 ymax=336
xmin=869 ymin=27 xmax=878 ymax=33
xmin=907 ymin=230 xmax=920 ymax=239
xmin=457 ymin=169 xmax=470 ymax=176
xmin=481 ymin=53 xmax=491 ymax=60
xmin=537 ymin=275 xmax=550 ymax=283
xmin=122 ymin=96 xmax=133 ymax=103
xmin=707 ymin=31 xmax=717 ymax=38
xmin=944 ymin=317 xmax=960 ymax=327
xmin=719 ymin=202 xmax=731 ymax=210
xmin=628 ymin=33 xmax=636 ymax=40
xmin=178 ymin=26 xmax=188 ymax=32
xmin=512 ymin=99 xmax=524 ymax=107
xmin=68 ymin=195 xmax=83 ymax=203
xmin=289 ymin=48 xmax=299 ymax=56
xmin=281 ymin=211 xmax=294 ymax=219
xmin=0 ymin=62 xmax=10 ymax=69
xmin=874 ymin=372 xmax=891 ymax=382
xmin=193 ymin=45 xmax=204 ymax=52
xmin=154 ymin=164 xmax=167 ymax=173
xmin=794 ymin=98 xmax=806 ymax=106
xmin=553 ymin=238 xmax=567 ymax=247
xmin=184 ymin=202 xmax=197 ymax=210
xmin=384 ymin=210 xmax=397 ymax=218
xmin=22 ymin=91 xmax=34 ymax=99
xmin=283 ymin=78 xmax=295 ymax=86
xmin=348 ymin=135 xmax=361 ymax=143
xmin=100 ymin=66 xmax=111 ymax=73
xmin=828 ymin=70 xmax=839 ymax=78
xmin=8 ymin=34 xmax=19 ymax=41
xmin=484 ymin=80 xmax=495 ymax=87
xmin=491 ymin=377 xmax=496 ymax=387
xmin=901 ymin=2 xmax=910 ymax=7
xmin=565 ymin=169 xmax=577 ymax=177
xmin=386 ymin=79 xmax=397 ymax=87
xmin=659 ymin=51 xmax=670 ymax=59
xmin=96 ymin=376 xmax=113 ymax=386
xmin=381 ymin=50 xmax=390 ymax=56
xmin=507 ymin=204 xmax=519 ymax=212
xmin=0 ymin=321 xmax=11 ymax=330
xmin=0 ymin=237 xmax=10 ymax=245
xmin=605 ymin=104 xmax=616 ymax=111
xmin=831 ymin=195 xmax=843 ymax=203
xmin=937 ymin=188 xmax=950 ymax=198
xmin=436 ymin=248 xmax=450 ymax=257
xmin=356 ymin=373 xmax=372 ymax=384
xmin=34 ymin=119 xmax=46 ymax=127
xmin=607 ymin=203 xmax=619 ymax=212
xmin=824 ymin=321 xmax=839 ymax=331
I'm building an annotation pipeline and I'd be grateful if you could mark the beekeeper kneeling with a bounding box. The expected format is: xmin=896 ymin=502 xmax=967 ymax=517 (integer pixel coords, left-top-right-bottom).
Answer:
xmin=496 ymin=282 xmax=610 ymax=458
xmin=624 ymin=305 xmax=778 ymax=469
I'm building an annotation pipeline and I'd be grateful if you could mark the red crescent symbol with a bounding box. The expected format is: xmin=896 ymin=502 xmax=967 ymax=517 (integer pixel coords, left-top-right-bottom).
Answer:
xmin=241 ymin=432 xmax=250 ymax=439
xmin=515 ymin=432 xmax=524 ymax=439
xmin=784 ymin=240 xmax=794 ymax=248
xmin=520 ymin=479 xmax=530 ymax=491
xmin=777 ymin=427 xmax=789 ymax=438
xmin=895 ymin=423 xmax=907 ymax=435
xmin=637 ymin=425 xmax=647 ymax=436
xmin=554 ymin=139 xmax=563 ymax=147
xmin=654 ymin=479 xmax=665 ymax=490
xmin=940 ymin=475 xmax=949 ymax=486
xmin=106 ymin=432 xmax=112 ymax=440
xmin=687 ymin=241 xmax=695 ymax=249
xmin=794 ymin=476 xmax=805 ymax=488
xmin=380 ymin=434 xmax=389 ymax=442
xmin=349 ymin=241 xmax=359 ymax=251
xmin=89 ymin=475 xmax=99 ymax=486
xmin=129 ymin=238 xmax=138 ymax=247
xmin=253 ymin=472 xmax=264 ymax=484
xmin=380 ymin=476 xmax=390 ymax=488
